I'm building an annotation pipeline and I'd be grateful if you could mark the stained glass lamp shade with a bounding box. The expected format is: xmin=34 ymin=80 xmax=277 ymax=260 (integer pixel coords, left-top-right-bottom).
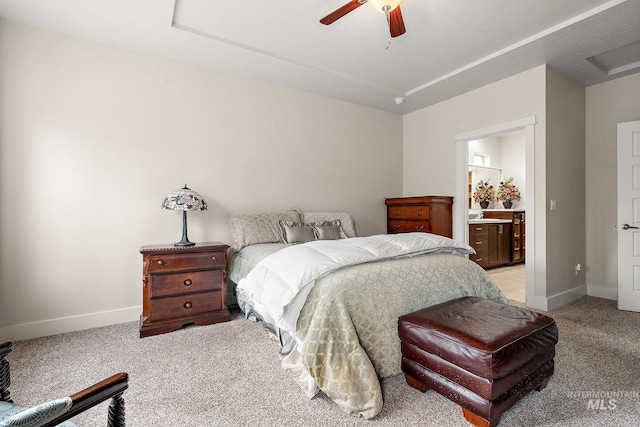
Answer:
xmin=161 ymin=185 xmax=207 ymax=247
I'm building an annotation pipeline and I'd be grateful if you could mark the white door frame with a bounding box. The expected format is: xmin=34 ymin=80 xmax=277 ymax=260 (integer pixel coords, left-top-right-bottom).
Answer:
xmin=455 ymin=116 xmax=537 ymax=306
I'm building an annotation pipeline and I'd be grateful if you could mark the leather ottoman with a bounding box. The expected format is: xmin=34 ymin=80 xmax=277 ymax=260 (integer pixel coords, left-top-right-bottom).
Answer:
xmin=398 ymin=296 xmax=558 ymax=427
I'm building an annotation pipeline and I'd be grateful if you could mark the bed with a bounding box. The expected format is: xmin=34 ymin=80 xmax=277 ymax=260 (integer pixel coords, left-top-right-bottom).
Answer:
xmin=227 ymin=209 xmax=507 ymax=419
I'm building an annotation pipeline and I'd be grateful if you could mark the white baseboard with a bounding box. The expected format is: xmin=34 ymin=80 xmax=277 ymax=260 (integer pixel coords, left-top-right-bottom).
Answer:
xmin=546 ymin=285 xmax=587 ymax=310
xmin=0 ymin=306 xmax=141 ymax=342
xmin=587 ymin=285 xmax=618 ymax=300
xmin=526 ymin=285 xmax=587 ymax=311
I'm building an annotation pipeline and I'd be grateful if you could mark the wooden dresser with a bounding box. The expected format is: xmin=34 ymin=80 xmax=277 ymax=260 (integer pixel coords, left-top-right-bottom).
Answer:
xmin=139 ymin=242 xmax=231 ymax=338
xmin=385 ymin=196 xmax=453 ymax=238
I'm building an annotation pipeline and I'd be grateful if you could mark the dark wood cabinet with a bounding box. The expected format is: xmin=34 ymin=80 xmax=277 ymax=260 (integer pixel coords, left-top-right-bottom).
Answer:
xmin=483 ymin=210 xmax=525 ymax=264
xmin=469 ymin=224 xmax=489 ymax=267
xmin=139 ymin=242 xmax=231 ymax=338
xmin=385 ymin=196 xmax=453 ymax=238
xmin=469 ymin=222 xmax=511 ymax=269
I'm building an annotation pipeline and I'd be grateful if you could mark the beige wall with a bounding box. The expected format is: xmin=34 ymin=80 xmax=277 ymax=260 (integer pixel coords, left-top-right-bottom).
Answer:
xmin=403 ymin=67 xmax=546 ymax=198
xmin=585 ymin=73 xmax=640 ymax=299
xmin=403 ymin=66 xmax=551 ymax=307
xmin=544 ymin=66 xmax=586 ymax=297
xmin=3 ymin=16 xmax=637 ymax=340
xmin=404 ymin=66 xmax=591 ymax=310
xmin=0 ymin=20 xmax=402 ymax=340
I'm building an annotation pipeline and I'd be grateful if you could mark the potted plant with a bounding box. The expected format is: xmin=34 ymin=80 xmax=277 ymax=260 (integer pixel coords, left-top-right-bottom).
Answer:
xmin=473 ymin=179 xmax=495 ymax=209
xmin=497 ymin=177 xmax=521 ymax=209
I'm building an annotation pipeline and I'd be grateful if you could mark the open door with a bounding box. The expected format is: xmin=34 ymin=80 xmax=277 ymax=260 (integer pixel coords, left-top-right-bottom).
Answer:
xmin=617 ymin=120 xmax=640 ymax=312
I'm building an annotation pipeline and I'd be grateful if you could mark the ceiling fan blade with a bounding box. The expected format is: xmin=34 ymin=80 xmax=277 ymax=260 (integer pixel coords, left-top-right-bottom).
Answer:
xmin=320 ymin=0 xmax=367 ymax=25
xmin=389 ymin=6 xmax=406 ymax=38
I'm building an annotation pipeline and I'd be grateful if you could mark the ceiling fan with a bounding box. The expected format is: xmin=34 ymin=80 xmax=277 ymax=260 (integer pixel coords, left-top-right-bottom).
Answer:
xmin=320 ymin=0 xmax=406 ymax=38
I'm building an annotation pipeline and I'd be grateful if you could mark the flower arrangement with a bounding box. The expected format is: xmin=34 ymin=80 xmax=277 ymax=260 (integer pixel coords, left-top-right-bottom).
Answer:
xmin=497 ymin=177 xmax=521 ymax=202
xmin=473 ymin=179 xmax=495 ymax=203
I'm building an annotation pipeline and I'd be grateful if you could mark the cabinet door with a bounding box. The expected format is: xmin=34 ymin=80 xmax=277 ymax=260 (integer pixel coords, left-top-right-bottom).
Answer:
xmin=488 ymin=223 xmax=511 ymax=267
xmin=497 ymin=223 xmax=512 ymax=265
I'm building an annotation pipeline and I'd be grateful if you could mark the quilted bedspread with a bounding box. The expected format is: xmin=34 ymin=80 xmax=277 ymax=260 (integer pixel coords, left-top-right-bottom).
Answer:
xmin=236 ymin=233 xmax=506 ymax=418
xmin=296 ymin=253 xmax=506 ymax=418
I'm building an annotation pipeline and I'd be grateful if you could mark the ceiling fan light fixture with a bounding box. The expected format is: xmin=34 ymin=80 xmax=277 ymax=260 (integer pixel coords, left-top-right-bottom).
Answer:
xmin=369 ymin=0 xmax=404 ymax=13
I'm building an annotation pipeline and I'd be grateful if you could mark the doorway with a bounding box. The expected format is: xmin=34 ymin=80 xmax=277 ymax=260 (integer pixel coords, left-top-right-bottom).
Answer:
xmin=455 ymin=116 xmax=536 ymax=305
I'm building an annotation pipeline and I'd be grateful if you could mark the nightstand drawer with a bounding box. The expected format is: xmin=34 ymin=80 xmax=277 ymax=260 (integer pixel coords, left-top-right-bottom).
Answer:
xmin=146 ymin=251 xmax=225 ymax=273
xmin=150 ymin=291 xmax=222 ymax=321
xmin=387 ymin=206 xmax=431 ymax=220
xmin=151 ymin=270 xmax=222 ymax=298
xmin=388 ymin=220 xmax=431 ymax=233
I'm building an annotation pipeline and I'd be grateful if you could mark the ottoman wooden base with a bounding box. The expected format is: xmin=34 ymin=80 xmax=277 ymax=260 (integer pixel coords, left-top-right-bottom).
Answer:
xmin=398 ymin=297 xmax=558 ymax=427
xmin=402 ymin=358 xmax=554 ymax=427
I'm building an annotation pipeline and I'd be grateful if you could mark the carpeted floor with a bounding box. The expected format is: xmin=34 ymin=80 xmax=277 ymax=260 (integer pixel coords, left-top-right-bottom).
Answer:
xmin=4 ymin=296 xmax=640 ymax=426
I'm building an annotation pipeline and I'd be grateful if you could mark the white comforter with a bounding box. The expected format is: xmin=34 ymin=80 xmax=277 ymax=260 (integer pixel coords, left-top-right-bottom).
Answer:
xmin=236 ymin=233 xmax=474 ymax=335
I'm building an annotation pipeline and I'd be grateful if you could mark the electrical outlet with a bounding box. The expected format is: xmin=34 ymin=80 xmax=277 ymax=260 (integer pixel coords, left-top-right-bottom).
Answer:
xmin=550 ymin=200 xmax=557 ymax=211
xmin=575 ymin=263 xmax=582 ymax=276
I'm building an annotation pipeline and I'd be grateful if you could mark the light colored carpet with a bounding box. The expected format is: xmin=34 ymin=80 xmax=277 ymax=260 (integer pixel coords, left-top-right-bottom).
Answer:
xmin=5 ymin=296 xmax=640 ymax=426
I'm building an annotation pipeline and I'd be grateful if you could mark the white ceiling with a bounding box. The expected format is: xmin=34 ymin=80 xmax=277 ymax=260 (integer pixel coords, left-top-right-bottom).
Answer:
xmin=1 ymin=0 xmax=639 ymax=114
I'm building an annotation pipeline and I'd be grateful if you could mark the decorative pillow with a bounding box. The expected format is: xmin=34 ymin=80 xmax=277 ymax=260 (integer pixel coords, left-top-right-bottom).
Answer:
xmin=302 ymin=212 xmax=356 ymax=238
xmin=228 ymin=211 xmax=301 ymax=250
xmin=0 ymin=397 xmax=73 ymax=427
xmin=280 ymin=221 xmax=316 ymax=244
xmin=310 ymin=220 xmax=343 ymax=240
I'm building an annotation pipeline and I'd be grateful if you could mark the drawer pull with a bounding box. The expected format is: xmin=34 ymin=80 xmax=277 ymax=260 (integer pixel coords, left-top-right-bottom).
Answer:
xmin=416 ymin=225 xmax=424 ymax=231
xmin=157 ymin=260 xmax=164 ymax=265
xmin=184 ymin=302 xmax=192 ymax=309
xmin=393 ymin=210 xmax=401 ymax=216
xmin=416 ymin=210 xmax=424 ymax=216
xmin=475 ymin=227 xmax=483 ymax=231
xmin=211 ymin=256 xmax=216 ymax=261
xmin=475 ymin=241 xmax=482 ymax=245
xmin=184 ymin=279 xmax=192 ymax=287
xmin=394 ymin=224 xmax=401 ymax=229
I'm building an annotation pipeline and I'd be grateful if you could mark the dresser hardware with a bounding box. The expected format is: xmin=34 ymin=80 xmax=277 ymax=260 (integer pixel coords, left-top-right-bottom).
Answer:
xmin=416 ymin=225 xmax=424 ymax=230
xmin=184 ymin=279 xmax=192 ymax=286
xmin=211 ymin=256 xmax=216 ymax=261
xmin=157 ymin=260 xmax=164 ymax=265
xmin=184 ymin=302 xmax=192 ymax=309
xmin=394 ymin=224 xmax=401 ymax=229
xmin=394 ymin=210 xmax=401 ymax=216
xmin=416 ymin=210 xmax=423 ymax=216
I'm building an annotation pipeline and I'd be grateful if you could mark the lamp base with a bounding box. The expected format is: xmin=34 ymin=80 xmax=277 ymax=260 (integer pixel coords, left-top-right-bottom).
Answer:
xmin=174 ymin=210 xmax=195 ymax=246
xmin=173 ymin=240 xmax=195 ymax=247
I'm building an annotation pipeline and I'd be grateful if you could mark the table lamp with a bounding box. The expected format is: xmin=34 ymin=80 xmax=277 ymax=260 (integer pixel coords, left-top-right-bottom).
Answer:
xmin=161 ymin=185 xmax=207 ymax=246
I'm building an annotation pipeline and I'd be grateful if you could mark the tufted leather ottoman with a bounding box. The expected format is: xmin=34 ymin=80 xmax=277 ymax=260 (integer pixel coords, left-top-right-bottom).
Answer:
xmin=398 ymin=296 xmax=558 ymax=427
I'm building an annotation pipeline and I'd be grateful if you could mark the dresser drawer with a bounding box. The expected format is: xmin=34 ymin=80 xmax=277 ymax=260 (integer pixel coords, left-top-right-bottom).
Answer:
xmin=388 ymin=220 xmax=431 ymax=233
xmin=387 ymin=206 xmax=431 ymax=220
xmin=149 ymin=291 xmax=222 ymax=321
xmin=146 ymin=251 xmax=225 ymax=273
xmin=151 ymin=269 xmax=222 ymax=298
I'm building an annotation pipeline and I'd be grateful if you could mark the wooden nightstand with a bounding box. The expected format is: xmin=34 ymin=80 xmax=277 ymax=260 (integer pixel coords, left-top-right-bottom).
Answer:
xmin=139 ymin=242 xmax=231 ymax=338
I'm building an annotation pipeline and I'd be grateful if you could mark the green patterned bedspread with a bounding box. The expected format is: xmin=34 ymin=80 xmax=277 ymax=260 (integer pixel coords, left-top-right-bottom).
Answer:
xmin=296 ymin=253 xmax=506 ymax=418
